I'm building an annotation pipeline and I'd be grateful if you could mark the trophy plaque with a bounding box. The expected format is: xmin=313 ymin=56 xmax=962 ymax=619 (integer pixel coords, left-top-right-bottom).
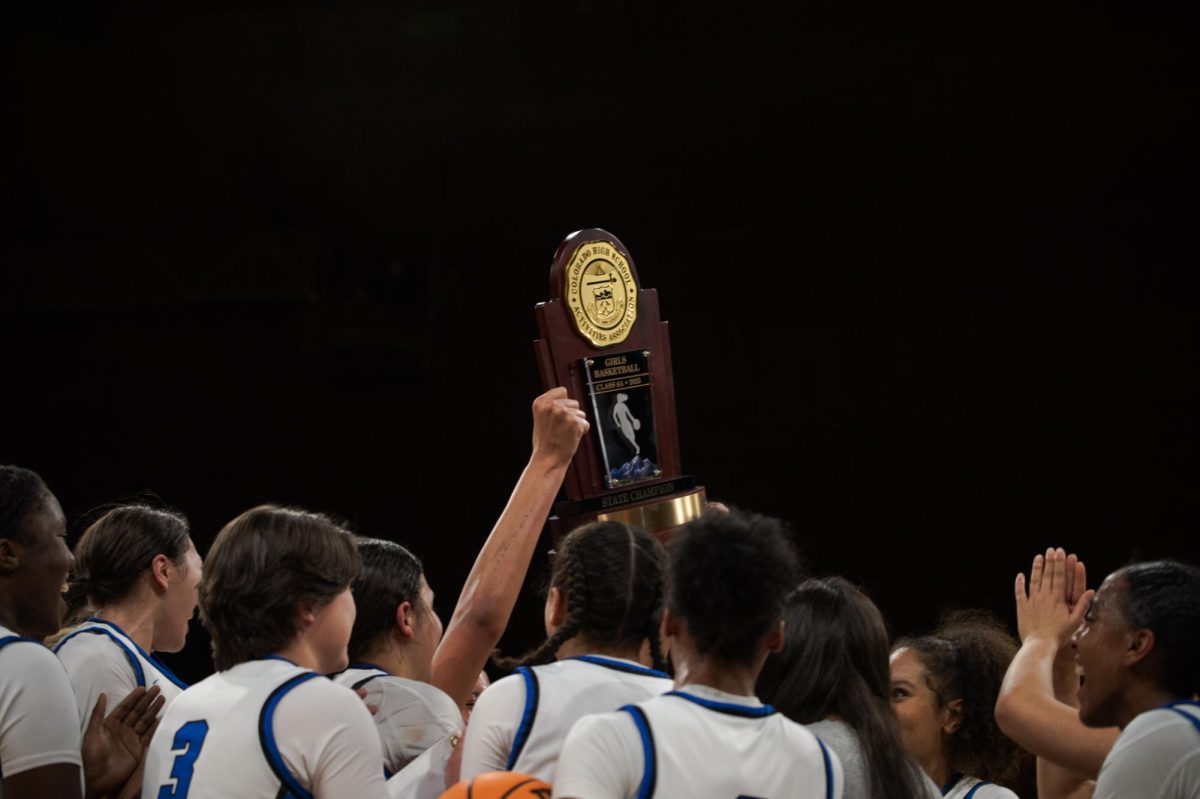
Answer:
xmin=534 ymin=228 xmax=708 ymax=539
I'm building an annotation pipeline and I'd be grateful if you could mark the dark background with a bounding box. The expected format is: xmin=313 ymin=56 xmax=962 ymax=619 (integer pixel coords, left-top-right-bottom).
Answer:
xmin=3 ymin=3 xmax=1197 ymax=686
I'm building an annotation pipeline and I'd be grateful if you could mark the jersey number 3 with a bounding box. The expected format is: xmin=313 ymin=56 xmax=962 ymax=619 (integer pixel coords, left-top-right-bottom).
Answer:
xmin=157 ymin=720 xmax=209 ymax=799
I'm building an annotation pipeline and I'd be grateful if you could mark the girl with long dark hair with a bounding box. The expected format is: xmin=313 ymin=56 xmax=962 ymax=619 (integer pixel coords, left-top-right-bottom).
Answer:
xmin=757 ymin=577 xmax=937 ymax=799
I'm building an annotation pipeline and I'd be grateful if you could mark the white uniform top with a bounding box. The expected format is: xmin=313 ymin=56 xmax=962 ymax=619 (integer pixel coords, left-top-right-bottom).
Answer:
xmin=142 ymin=657 xmax=388 ymax=799
xmin=330 ymin=663 xmax=462 ymax=776
xmin=54 ymin=617 xmax=188 ymax=732
xmin=1093 ymin=700 xmax=1200 ymax=799
xmin=462 ymin=655 xmax=674 ymax=784
xmin=0 ymin=624 xmax=83 ymax=798
xmin=939 ymin=774 xmax=1019 ymax=799
xmin=554 ymin=683 xmax=844 ymax=799
xmin=385 ymin=735 xmax=457 ymax=799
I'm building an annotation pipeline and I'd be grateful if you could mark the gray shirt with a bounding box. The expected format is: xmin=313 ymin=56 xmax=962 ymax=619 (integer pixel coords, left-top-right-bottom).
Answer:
xmin=807 ymin=719 xmax=940 ymax=799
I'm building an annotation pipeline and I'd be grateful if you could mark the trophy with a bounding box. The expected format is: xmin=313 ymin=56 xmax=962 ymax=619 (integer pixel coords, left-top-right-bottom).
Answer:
xmin=534 ymin=229 xmax=708 ymax=539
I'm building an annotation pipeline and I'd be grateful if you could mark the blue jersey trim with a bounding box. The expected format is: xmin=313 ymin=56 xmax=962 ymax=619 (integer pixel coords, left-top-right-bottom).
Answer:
xmin=963 ymin=782 xmax=993 ymax=799
xmin=349 ymin=670 xmax=388 ymax=691
xmin=941 ymin=774 xmax=964 ymax=796
xmin=815 ymin=735 xmax=834 ymax=799
xmin=347 ymin=661 xmax=390 ymax=674
xmin=569 ymin=655 xmax=670 ymax=679
xmin=86 ymin=618 xmax=191 ymax=690
xmin=66 ymin=618 xmax=190 ymax=690
xmin=620 ymin=705 xmax=656 ymax=799
xmin=1165 ymin=700 xmax=1200 ymax=735
xmin=264 ymin=654 xmax=298 ymax=666
xmin=506 ymin=666 xmax=540 ymax=771
xmin=664 ymin=690 xmax=776 ymax=718
xmin=54 ymin=625 xmax=146 ymax=688
xmin=0 ymin=634 xmax=39 ymax=652
xmin=258 ymin=671 xmax=321 ymax=799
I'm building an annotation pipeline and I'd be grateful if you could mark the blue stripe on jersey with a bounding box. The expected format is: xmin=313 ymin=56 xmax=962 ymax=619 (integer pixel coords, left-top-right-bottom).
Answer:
xmin=258 ymin=671 xmax=322 ymax=799
xmin=85 ymin=618 xmax=190 ymax=690
xmin=347 ymin=661 xmax=389 ymax=673
xmin=1165 ymin=700 xmax=1200 ymax=735
xmin=663 ymin=691 xmax=776 ymax=718
xmin=72 ymin=618 xmax=190 ymax=690
xmin=815 ymin=735 xmax=834 ymax=799
xmin=940 ymin=774 xmax=964 ymax=796
xmin=620 ymin=705 xmax=656 ymax=799
xmin=0 ymin=634 xmax=39 ymax=652
xmin=54 ymin=626 xmax=147 ymax=687
xmin=963 ymin=782 xmax=993 ymax=799
xmin=568 ymin=655 xmax=671 ymax=679
xmin=506 ymin=666 xmax=540 ymax=771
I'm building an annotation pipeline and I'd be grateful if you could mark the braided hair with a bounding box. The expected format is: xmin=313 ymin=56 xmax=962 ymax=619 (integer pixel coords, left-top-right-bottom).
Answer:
xmin=492 ymin=521 xmax=668 ymax=672
xmin=0 ymin=465 xmax=50 ymax=544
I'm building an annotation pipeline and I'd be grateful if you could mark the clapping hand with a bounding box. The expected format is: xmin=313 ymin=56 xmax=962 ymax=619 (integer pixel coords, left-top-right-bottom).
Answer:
xmin=82 ymin=685 xmax=165 ymax=799
xmin=1015 ymin=547 xmax=1094 ymax=650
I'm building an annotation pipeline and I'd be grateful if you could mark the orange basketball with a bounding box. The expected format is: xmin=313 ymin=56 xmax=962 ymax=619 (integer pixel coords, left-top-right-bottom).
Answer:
xmin=439 ymin=771 xmax=552 ymax=799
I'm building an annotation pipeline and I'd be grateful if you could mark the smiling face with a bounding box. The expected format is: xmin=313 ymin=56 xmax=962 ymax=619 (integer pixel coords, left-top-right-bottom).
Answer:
xmin=889 ymin=646 xmax=956 ymax=775
xmin=154 ymin=540 xmax=203 ymax=653
xmin=7 ymin=492 xmax=75 ymax=638
xmin=1072 ymin=572 xmax=1135 ymax=728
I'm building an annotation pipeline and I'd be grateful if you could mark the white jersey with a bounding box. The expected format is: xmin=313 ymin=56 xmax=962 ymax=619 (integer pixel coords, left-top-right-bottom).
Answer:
xmin=54 ymin=617 xmax=188 ymax=732
xmin=1093 ymin=700 xmax=1200 ymax=799
xmin=331 ymin=663 xmax=462 ymax=776
xmin=386 ymin=735 xmax=457 ymax=799
xmin=0 ymin=624 xmax=83 ymax=798
xmin=940 ymin=774 xmax=1019 ymax=799
xmin=554 ymin=684 xmax=843 ymax=799
xmin=462 ymin=655 xmax=673 ymax=784
xmin=143 ymin=657 xmax=388 ymax=799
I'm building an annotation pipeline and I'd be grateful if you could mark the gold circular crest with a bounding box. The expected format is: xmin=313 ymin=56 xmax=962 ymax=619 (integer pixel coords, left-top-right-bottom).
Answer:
xmin=564 ymin=240 xmax=638 ymax=347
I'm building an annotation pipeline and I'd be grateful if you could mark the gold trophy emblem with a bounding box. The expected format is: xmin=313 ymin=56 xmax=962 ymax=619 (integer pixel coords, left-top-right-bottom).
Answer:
xmin=564 ymin=240 xmax=638 ymax=347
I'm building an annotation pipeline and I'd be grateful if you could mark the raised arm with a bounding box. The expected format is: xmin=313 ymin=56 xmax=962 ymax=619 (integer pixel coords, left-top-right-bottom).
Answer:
xmin=995 ymin=548 xmax=1117 ymax=780
xmin=430 ymin=387 xmax=588 ymax=709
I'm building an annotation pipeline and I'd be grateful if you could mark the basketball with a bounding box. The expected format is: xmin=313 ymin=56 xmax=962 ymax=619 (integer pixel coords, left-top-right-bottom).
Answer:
xmin=439 ymin=771 xmax=552 ymax=799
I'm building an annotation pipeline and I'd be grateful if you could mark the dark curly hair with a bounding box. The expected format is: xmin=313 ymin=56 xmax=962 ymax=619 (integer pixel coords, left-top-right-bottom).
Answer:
xmin=895 ymin=610 xmax=1024 ymax=785
xmin=667 ymin=508 xmax=800 ymax=666
xmin=347 ymin=538 xmax=425 ymax=663
xmin=492 ymin=520 xmax=668 ymax=672
xmin=200 ymin=505 xmax=360 ymax=671
xmin=65 ymin=503 xmax=192 ymax=623
xmin=758 ymin=577 xmax=930 ymax=799
xmin=1119 ymin=560 xmax=1200 ymax=698
xmin=0 ymin=465 xmax=50 ymax=544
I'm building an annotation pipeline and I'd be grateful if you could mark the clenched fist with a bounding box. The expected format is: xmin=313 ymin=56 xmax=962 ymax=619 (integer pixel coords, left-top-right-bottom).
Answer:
xmin=531 ymin=387 xmax=589 ymax=468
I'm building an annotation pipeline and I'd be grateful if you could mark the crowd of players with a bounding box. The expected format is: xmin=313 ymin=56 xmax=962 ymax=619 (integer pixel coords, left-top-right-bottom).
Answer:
xmin=1 ymin=387 xmax=1197 ymax=798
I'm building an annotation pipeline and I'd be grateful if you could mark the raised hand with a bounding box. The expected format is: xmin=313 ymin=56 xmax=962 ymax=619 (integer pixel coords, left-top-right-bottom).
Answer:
xmin=1014 ymin=547 xmax=1094 ymax=649
xmin=530 ymin=387 xmax=590 ymax=468
xmin=81 ymin=685 xmax=165 ymax=798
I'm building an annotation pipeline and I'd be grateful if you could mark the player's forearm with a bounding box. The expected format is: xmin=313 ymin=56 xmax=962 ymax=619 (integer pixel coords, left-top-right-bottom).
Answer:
xmin=432 ymin=454 xmax=568 ymax=701
xmin=1037 ymin=758 xmax=1095 ymax=799
xmin=997 ymin=636 xmax=1059 ymax=725
xmin=450 ymin=453 xmax=567 ymax=631
xmin=996 ymin=638 xmax=1112 ymax=776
